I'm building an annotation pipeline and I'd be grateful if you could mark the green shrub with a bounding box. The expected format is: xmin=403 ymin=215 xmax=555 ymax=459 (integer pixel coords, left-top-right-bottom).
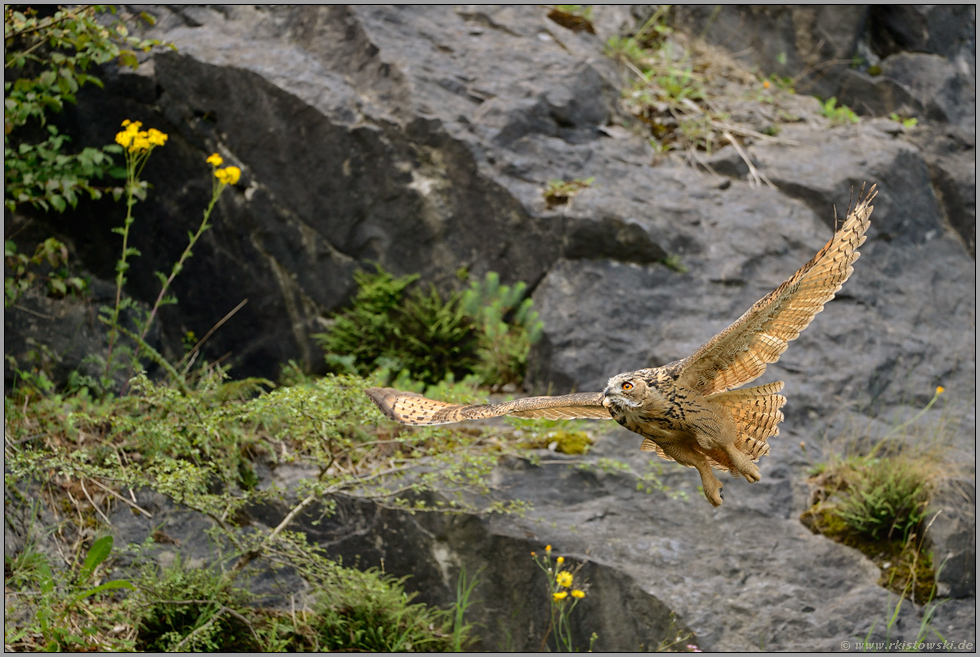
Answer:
xmin=819 ymin=96 xmax=860 ymax=124
xmin=4 ymin=236 xmax=87 ymax=306
xmin=461 ymin=271 xmax=543 ymax=388
xmin=312 ymin=568 xmax=455 ymax=652
xmin=3 ymin=5 xmax=159 ymax=309
xmin=4 ymin=6 xmax=162 ymax=214
xmin=319 ymin=265 xmax=419 ymax=376
xmin=4 ymin=535 xmax=134 ymax=651
xmin=835 ymin=456 xmax=930 ymax=542
xmin=134 ymin=556 xmax=257 ymax=652
xmin=800 ymin=386 xmax=948 ymax=603
xmin=394 ymin=285 xmax=480 ymax=384
xmin=318 ymin=266 xmax=543 ymax=388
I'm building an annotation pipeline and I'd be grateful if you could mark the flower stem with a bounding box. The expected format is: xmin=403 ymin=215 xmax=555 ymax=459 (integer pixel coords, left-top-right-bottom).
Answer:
xmin=122 ymin=182 xmax=225 ymax=393
xmin=103 ymin=151 xmax=141 ymax=380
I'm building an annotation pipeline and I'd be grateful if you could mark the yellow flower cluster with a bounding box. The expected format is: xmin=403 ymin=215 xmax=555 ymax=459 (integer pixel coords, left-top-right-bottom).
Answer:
xmin=115 ymin=119 xmax=168 ymax=153
xmin=533 ymin=545 xmax=587 ymax=607
xmin=207 ymin=153 xmax=241 ymax=185
xmin=215 ymin=166 xmax=241 ymax=185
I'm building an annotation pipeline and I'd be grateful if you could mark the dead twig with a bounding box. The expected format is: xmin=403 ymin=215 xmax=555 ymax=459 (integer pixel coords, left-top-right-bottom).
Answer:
xmin=78 ymin=478 xmax=112 ymax=526
xmin=723 ymin=131 xmax=776 ymax=189
xmin=712 ymin=120 xmax=799 ymax=146
xmin=230 ymin=492 xmax=318 ymax=574
xmin=685 ymin=146 xmax=727 ymax=183
xmin=178 ymin=298 xmax=248 ymax=375
xmin=87 ymin=478 xmax=153 ymax=518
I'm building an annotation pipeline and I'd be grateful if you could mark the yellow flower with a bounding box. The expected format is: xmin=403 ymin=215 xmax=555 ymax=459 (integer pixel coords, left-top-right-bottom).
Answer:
xmin=147 ymin=128 xmax=168 ymax=147
xmin=556 ymin=556 xmax=564 ymax=564
xmin=555 ymin=571 xmax=573 ymax=588
xmin=214 ymin=166 xmax=241 ymax=185
xmin=207 ymin=153 xmax=224 ymax=167
xmin=553 ymin=591 xmax=568 ymax=601
xmin=936 ymin=386 xmax=944 ymax=395
xmin=131 ymin=135 xmax=150 ymax=152
xmin=545 ymin=545 xmax=551 ymax=554
xmin=571 ymin=589 xmax=585 ymax=599
xmin=763 ymin=80 xmax=771 ymax=89
xmin=115 ymin=120 xmax=167 ymax=153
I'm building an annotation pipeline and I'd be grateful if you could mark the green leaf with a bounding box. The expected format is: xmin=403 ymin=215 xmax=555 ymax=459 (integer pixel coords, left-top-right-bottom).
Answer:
xmin=79 ymin=535 xmax=114 ymax=582
xmin=118 ymin=51 xmax=138 ymax=68
xmin=72 ymin=579 xmax=134 ymax=602
xmin=38 ymin=561 xmax=55 ymax=595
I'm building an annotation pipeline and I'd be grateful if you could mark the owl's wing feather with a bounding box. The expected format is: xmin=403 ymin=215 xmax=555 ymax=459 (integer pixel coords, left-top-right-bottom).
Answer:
xmin=365 ymin=387 xmax=610 ymax=426
xmin=677 ymin=185 xmax=876 ymax=396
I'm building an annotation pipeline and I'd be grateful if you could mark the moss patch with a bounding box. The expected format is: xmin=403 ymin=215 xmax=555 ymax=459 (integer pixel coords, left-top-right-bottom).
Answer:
xmin=800 ymin=453 xmax=938 ymax=603
xmin=520 ymin=430 xmax=594 ymax=455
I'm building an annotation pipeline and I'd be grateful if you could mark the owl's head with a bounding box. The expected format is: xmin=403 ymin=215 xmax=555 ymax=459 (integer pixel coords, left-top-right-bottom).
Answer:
xmin=602 ymin=372 xmax=649 ymax=413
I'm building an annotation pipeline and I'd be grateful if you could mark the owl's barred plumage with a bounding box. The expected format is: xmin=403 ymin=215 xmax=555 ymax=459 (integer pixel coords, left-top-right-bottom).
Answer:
xmin=364 ymin=387 xmax=609 ymax=424
xmin=365 ymin=186 xmax=876 ymax=506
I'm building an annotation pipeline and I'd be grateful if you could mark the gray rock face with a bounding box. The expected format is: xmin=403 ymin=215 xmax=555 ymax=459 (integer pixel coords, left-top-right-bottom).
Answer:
xmin=3 ymin=275 xmax=160 ymax=392
xmin=670 ymin=5 xmax=870 ymax=100
xmin=927 ymin=478 xmax=977 ymax=599
xmin=240 ymin=437 xmax=974 ymax=651
xmin=5 ymin=4 xmax=974 ymax=648
xmin=671 ymin=5 xmax=976 ymax=137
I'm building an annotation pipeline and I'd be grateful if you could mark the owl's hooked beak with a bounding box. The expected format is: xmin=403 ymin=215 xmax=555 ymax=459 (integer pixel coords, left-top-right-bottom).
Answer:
xmin=602 ymin=387 xmax=613 ymax=409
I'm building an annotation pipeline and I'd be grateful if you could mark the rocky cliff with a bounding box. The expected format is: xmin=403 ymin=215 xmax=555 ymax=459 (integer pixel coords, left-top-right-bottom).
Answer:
xmin=5 ymin=5 xmax=975 ymax=651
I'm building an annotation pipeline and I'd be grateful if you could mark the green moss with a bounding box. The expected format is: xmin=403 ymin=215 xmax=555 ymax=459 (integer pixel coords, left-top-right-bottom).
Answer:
xmin=801 ymin=493 xmax=936 ymax=603
xmin=520 ymin=430 xmax=593 ymax=455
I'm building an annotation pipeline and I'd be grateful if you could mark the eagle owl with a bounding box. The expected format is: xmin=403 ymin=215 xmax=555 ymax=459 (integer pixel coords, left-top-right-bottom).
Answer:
xmin=366 ymin=186 xmax=876 ymax=506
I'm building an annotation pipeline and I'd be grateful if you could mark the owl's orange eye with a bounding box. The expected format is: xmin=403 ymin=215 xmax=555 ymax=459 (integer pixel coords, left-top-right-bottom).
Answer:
xmin=622 ymin=382 xmax=633 ymax=391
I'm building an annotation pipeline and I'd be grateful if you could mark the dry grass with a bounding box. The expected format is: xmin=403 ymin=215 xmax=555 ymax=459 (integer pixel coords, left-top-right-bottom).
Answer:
xmin=605 ymin=7 xmax=834 ymax=185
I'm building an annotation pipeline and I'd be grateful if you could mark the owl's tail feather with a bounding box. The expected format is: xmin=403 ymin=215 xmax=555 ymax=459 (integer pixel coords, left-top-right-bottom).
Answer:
xmin=710 ymin=381 xmax=787 ymax=461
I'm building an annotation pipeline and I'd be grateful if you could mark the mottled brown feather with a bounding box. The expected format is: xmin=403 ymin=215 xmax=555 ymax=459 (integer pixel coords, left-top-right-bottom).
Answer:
xmin=365 ymin=387 xmax=609 ymax=426
xmin=676 ymin=186 xmax=876 ymax=396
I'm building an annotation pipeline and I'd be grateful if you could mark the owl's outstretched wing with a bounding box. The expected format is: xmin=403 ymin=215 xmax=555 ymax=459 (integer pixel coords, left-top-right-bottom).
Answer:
xmin=365 ymin=387 xmax=610 ymax=425
xmin=676 ymin=185 xmax=876 ymax=397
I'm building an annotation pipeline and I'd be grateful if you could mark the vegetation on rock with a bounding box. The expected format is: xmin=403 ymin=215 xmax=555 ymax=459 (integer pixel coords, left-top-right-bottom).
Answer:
xmin=318 ymin=267 xmax=543 ymax=390
xmin=800 ymin=387 xmax=950 ymax=604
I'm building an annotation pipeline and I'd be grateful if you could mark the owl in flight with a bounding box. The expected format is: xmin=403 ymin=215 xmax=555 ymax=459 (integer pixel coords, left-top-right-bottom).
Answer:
xmin=366 ymin=186 xmax=876 ymax=506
